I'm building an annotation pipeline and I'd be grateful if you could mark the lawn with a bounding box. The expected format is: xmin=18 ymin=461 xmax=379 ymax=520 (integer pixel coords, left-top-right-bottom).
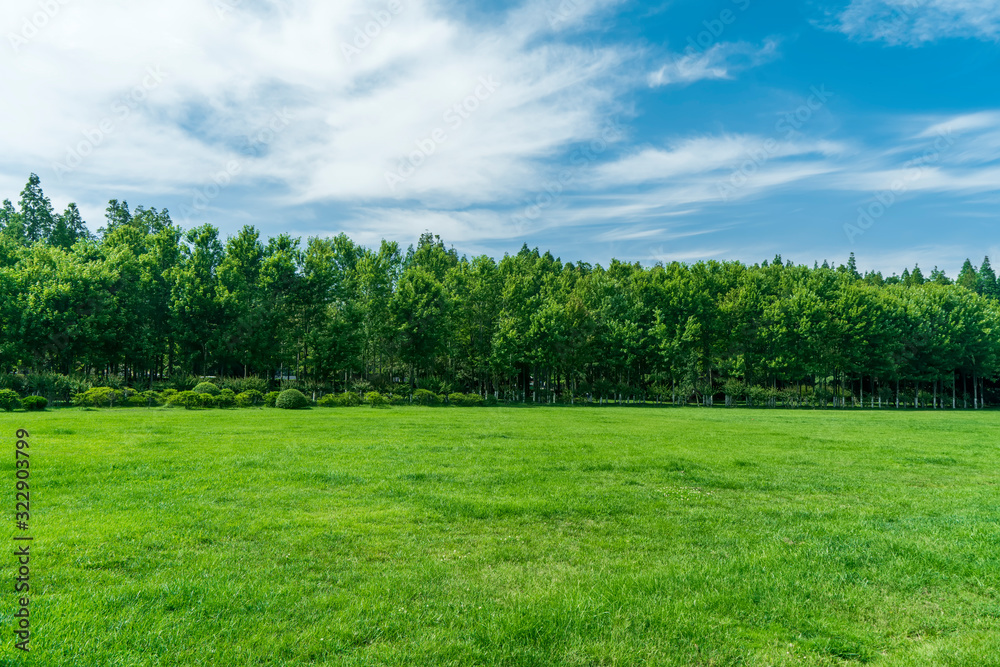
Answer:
xmin=1 ymin=406 xmax=999 ymax=666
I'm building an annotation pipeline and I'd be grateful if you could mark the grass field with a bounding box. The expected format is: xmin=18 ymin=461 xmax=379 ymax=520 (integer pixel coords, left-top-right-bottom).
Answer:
xmin=1 ymin=406 xmax=999 ymax=666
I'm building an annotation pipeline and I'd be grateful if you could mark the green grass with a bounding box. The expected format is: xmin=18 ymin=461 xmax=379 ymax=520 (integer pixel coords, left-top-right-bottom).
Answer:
xmin=2 ymin=406 xmax=1000 ymax=666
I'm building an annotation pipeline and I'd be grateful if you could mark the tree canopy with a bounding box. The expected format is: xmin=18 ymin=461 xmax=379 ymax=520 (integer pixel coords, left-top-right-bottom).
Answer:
xmin=2 ymin=175 xmax=999 ymax=407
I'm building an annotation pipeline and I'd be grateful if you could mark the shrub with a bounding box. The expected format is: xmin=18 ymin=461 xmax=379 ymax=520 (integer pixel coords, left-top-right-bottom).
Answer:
xmin=21 ymin=396 xmax=48 ymax=411
xmin=0 ymin=389 xmax=20 ymax=412
xmin=318 ymin=392 xmax=361 ymax=407
xmin=364 ymin=391 xmax=389 ymax=408
xmin=73 ymin=387 xmax=121 ymax=408
xmin=167 ymin=391 xmax=201 ymax=409
xmin=193 ymin=382 xmax=221 ymax=396
xmin=413 ymin=389 xmax=440 ymax=406
xmin=264 ymin=391 xmax=281 ymax=408
xmin=235 ymin=390 xmax=263 ymax=407
xmin=216 ymin=389 xmax=236 ymax=408
xmin=137 ymin=391 xmax=163 ymax=407
xmin=449 ymin=392 xmax=484 ymax=407
xmin=276 ymin=389 xmax=310 ymax=410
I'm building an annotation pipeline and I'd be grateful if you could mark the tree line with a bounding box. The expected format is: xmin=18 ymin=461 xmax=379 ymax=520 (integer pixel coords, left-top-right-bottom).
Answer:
xmin=2 ymin=174 xmax=999 ymax=408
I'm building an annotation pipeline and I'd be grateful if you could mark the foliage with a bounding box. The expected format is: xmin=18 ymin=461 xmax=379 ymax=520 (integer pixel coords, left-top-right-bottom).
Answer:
xmin=2 ymin=174 xmax=1000 ymax=410
xmin=275 ymin=389 xmax=310 ymax=410
xmin=216 ymin=389 xmax=236 ymax=408
xmin=318 ymin=392 xmax=361 ymax=407
xmin=0 ymin=389 xmax=21 ymax=411
xmin=20 ymin=395 xmax=48 ymax=411
xmin=235 ymin=390 xmax=264 ymax=407
xmin=263 ymin=391 xmax=281 ymax=408
xmin=448 ymin=392 xmax=484 ymax=406
xmin=167 ymin=391 xmax=201 ymax=409
xmin=412 ymin=389 xmax=441 ymax=406
xmin=73 ymin=387 xmax=121 ymax=408
xmin=364 ymin=391 xmax=388 ymax=408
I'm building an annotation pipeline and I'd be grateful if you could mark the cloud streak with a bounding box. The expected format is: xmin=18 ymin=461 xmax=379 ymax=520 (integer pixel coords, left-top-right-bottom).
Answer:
xmin=837 ymin=0 xmax=1000 ymax=45
xmin=648 ymin=40 xmax=779 ymax=87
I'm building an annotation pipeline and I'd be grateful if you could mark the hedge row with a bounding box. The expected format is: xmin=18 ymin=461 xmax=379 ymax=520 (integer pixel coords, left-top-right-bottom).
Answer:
xmin=62 ymin=386 xmax=489 ymax=410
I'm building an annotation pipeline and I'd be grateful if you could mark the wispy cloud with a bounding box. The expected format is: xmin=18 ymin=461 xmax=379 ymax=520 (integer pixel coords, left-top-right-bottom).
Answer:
xmin=648 ymin=40 xmax=779 ymax=87
xmin=0 ymin=0 xmax=628 ymax=216
xmin=837 ymin=0 xmax=1000 ymax=45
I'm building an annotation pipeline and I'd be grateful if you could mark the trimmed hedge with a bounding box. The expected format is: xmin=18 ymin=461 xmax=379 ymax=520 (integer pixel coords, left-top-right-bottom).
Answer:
xmin=167 ymin=391 xmax=201 ymax=409
xmin=0 ymin=389 xmax=20 ymax=412
xmin=21 ymin=395 xmax=48 ymax=411
xmin=193 ymin=382 xmax=221 ymax=395
xmin=412 ymin=389 xmax=441 ymax=406
xmin=216 ymin=389 xmax=236 ymax=408
xmin=276 ymin=389 xmax=310 ymax=410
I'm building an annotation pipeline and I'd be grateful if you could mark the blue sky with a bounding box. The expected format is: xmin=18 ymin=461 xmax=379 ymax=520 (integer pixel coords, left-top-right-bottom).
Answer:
xmin=2 ymin=0 xmax=999 ymax=275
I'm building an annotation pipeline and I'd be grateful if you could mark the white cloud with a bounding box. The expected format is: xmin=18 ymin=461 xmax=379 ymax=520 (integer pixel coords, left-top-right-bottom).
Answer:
xmin=648 ymin=40 xmax=779 ymax=87
xmin=0 ymin=0 xmax=627 ymax=217
xmin=837 ymin=0 xmax=1000 ymax=45
xmin=595 ymin=135 xmax=845 ymax=186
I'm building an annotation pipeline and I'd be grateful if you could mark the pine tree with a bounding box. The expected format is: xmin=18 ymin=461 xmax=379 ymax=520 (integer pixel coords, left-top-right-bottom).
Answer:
xmin=978 ymin=257 xmax=998 ymax=299
xmin=18 ymin=174 xmax=55 ymax=243
xmin=49 ymin=203 xmax=89 ymax=250
xmin=929 ymin=266 xmax=951 ymax=285
xmin=846 ymin=252 xmax=860 ymax=279
xmin=910 ymin=264 xmax=925 ymax=285
xmin=957 ymin=259 xmax=979 ymax=292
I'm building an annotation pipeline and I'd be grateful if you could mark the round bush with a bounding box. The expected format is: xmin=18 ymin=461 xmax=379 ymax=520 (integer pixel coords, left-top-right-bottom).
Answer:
xmin=264 ymin=391 xmax=281 ymax=408
xmin=21 ymin=396 xmax=47 ymax=411
xmin=275 ymin=389 xmax=310 ymax=410
xmin=193 ymin=382 xmax=221 ymax=396
xmin=412 ymin=389 xmax=440 ymax=406
xmin=0 ymin=389 xmax=21 ymax=412
xmin=167 ymin=390 xmax=201 ymax=409
xmin=235 ymin=390 xmax=264 ymax=407
xmin=216 ymin=389 xmax=236 ymax=408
